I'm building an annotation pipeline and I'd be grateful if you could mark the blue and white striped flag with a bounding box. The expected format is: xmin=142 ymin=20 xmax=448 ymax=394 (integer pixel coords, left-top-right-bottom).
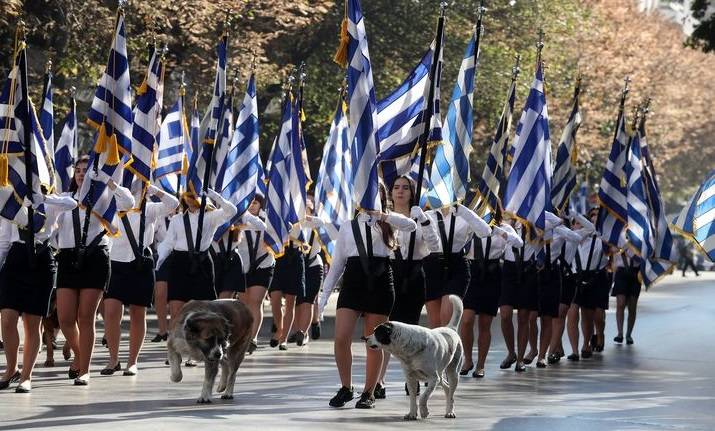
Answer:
xmin=672 ymin=170 xmax=714 ymax=262
xmin=625 ymin=131 xmax=653 ymax=258
xmin=504 ymin=62 xmax=552 ymax=233
xmin=0 ymin=41 xmax=52 ymax=231
xmin=264 ymin=94 xmax=293 ymax=255
xmin=425 ymin=26 xmax=477 ymax=208
xmin=81 ymin=11 xmax=133 ymax=234
xmin=39 ymin=68 xmax=54 ymax=155
xmin=345 ymin=0 xmax=381 ymax=211
xmin=211 ymin=96 xmax=234 ymax=191
xmin=551 ymin=82 xmax=582 ymax=212
xmin=155 ymin=94 xmax=190 ymax=195
xmin=219 ymin=73 xmax=260 ymax=220
xmin=287 ymin=95 xmax=310 ymax=237
xmin=477 ymin=79 xmax=517 ymax=214
xmin=315 ymin=97 xmax=353 ymax=259
xmin=200 ymin=36 xmax=227 ymax=146
xmin=126 ymin=48 xmax=164 ymax=185
xmin=54 ymin=97 xmax=77 ymax=193
xmin=596 ymin=102 xmax=629 ymax=247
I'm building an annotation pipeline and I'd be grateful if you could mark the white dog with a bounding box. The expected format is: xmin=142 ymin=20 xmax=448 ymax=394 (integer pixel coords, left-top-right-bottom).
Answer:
xmin=365 ymin=294 xmax=464 ymax=420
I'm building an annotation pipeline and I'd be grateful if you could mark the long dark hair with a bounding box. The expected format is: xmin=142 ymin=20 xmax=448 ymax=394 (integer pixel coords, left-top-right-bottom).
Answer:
xmin=69 ymin=155 xmax=89 ymax=194
xmin=377 ymin=182 xmax=396 ymax=249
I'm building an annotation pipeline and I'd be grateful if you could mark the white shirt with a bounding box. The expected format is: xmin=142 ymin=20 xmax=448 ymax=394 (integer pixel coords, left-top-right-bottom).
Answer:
xmin=466 ymin=222 xmax=523 ymax=260
xmin=426 ymin=204 xmax=492 ymax=254
xmin=0 ymin=219 xmax=12 ymax=266
xmin=212 ymin=212 xmax=266 ymax=254
xmin=547 ymin=225 xmax=586 ymax=263
xmin=237 ymin=211 xmax=274 ymax=272
xmin=504 ymin=223 xmax=540 ymax=262
xmin=109 ymin=192 xmax=179 ymax=262
xmin=6 ymin=195 xmax=77 ymax=244
xmin=157 ymin=194 xmax=237 ymax=265
xmin=319 ymin=211 xmax=417 ymax=312
xmin=55 ymin=187 xmax=135 ymax=249
xmin=300 ymin=219 xmax=325 ymax=268
xmin=392 ymin=215 xmax=441 ymax=261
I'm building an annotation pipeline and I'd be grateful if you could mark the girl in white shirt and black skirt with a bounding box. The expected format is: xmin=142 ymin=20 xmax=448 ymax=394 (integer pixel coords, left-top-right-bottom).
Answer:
xmin=0 ymin=192 xmax=76 ymax=393
xmin=319 ymin=185 xmax=416 ymax=410
xmin=102 ymin=183 xmax=178 ymax=376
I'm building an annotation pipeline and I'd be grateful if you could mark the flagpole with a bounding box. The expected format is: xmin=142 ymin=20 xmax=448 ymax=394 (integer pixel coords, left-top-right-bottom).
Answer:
xmin=69 ymin=86 xmax=77 ymax=162
xmin=177 ymin=72 xmax=186 ymax=200
xmin=498 ymin=54 xmax=521 ymax=201
xmin=17 ymin=22 xmax=36 ymax=263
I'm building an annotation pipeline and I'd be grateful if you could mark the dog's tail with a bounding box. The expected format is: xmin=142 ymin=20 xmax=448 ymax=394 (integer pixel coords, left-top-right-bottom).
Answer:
xmin=446 ymin=294 xmax=463 ymax=331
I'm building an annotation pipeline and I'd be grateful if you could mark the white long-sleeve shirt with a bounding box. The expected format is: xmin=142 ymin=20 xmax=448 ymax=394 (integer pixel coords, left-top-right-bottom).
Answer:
xmin=157 ymin=194 xmax=237 ymax=266
xmin=212 ymin=212 xmax=266 ymax=255
xmin=393 ymin=216 xmax=440 ymax=261
xmin=426 ymin=204 xmax=492 ymax=254
xmin=299 ymin=218 xmax=326 ymax=268
xmin=319 ymin=211 xmax=416 ymax=312
xmin=237 ymin=211 xmax=274 ymax=272
xmin=466 ymin=222 xmax=523 ymax=260
xmin=55 ymin=187 xmax=135 ymax=249
xmin=8 ymin=195 xmax=77 ymax=244
xmin=109 ymin=192 xmax=179 ymax=262
xmin=504 ymin=223 xmax=540 ymax=262
xmin=0 ymin=219 xmax=11 ymax=267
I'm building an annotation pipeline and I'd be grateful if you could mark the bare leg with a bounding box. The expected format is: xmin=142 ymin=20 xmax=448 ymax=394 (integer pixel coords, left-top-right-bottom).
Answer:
xmin=76 ymin=289 xmax=104 ymax=375
xmin=615 ymin=294 xmax=626 ymax=338
xmin=127 ymin=305 xmax=146 ymax=368
xmin=526 ymin=311 xmax=538 ymax=360
xmin=459 ymin=309 xmax=476 ymax=371
xmin=362 ymin=313 xmax=388 ymax=395
xmin=378 ymin=351 xmax=391 ymax=385
xmin=550 ymin=304 xmax=569 ymax=356
xmin=626 ymin=296 xmax=639 ymax=338
xmin=594 ymin=308 xmax=606 ymax=348
xmin=1 ymin=309 xmax=20 ymax=379
xmin=279 ymin=294 xmax=296 ymax=344
xmin=154 ymin=281 xmax=169 ymax=335
xmin=102 ymin=298 xmax=123 ymax=368
xmin=168 ymin=300 xmax=186 ymax=331
xmin=19 ymin=314 xmax=43 ymax=383
xmin=516 ymin=309 xmax=530 ymax=362
xmin=439 ymin=295 xmax=454 ymax=327
xmin=269 ymin=290 xmax=283 ymax=342
xmin=537 ymin=316 xmax=552 ymax=361
xmin=334 ymin=308 xmax=360 ymax=388
xmin=476 ymin=314 xmax=493 ymax=371
xmin=246 ymin=286 xmax=267 ymax=341
xmin=580 ymin=307 xmax=595 ymax=354
xmin=57 ymin=288 xmax=81 ymax=371
xmin=218 ymin=291 xmax=234 ymax=299
xmin=566 ymin=304 xmax=580 ymax=355
xmin=425 ymin=299 xmax=441 ymax=329
xmin=500 ymin=305 xmax=515 ymax=357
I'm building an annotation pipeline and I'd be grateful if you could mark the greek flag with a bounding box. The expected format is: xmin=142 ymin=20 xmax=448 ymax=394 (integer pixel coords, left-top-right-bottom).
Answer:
xmin=345 ymin=0 xmax=381 ymax=211
xmin=315 ymin=97 xmax=353 ymax=259
xmin=155 ymin=95 xmax=190 ymax=195
xmin=672 ymin=170 xmax=714 ymax=262
xmin=425 ymin=27 xmax=477 ymax=208
xmin=219 ymin=73 xmax=260 ymax=221
xmin=287 ymin=95 xmax=310 ymax=238
xmin=200 ymin=37 xmax=227 ymax=146
xmin=211 ymin=97 xmax=234 ymax=191
xmin=264 ymin=95 xmax=293 ymax=255
xmin=40 ymin=69 xmax=54 ymax=155
xmin=81 ymin=11 xmax=133 ymax=234
xmin=596 ymin=106 xmax=628 ymax=246
xmin=477 ymin=79 xmax=517 ymax=214
xmin=0 ymin=42 xmax=51 ymax=231
xmin=126 ymin=48 xmax=164 ymax=184
xmin=54 ymin=98 xmax=77 ymax=192
xmin=625 ymin=131 xmax=653 ymax=258
xmin=551 ymin=83 xmax=582 ymax=212
xmin=504 ymin=62 xmax=552 ymax=233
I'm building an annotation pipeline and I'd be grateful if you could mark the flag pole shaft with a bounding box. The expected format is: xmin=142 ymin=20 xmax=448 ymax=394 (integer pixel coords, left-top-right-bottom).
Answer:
xmin=18 ymin=32 xmax=36 ymax=263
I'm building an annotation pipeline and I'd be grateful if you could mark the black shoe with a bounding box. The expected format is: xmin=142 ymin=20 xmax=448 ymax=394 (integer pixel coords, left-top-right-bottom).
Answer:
xmin=373 ymin=383 xmax=386 ymax=399
xmin=295 ymin=331 xmax=306 ymax=346
xmin=279 ymin=343 xmax=288 ymax=351
xmin=150 ymin=333 xmax=168 ymax=343
xmin=68 ymin=367 xmax=80 ymax=379
xmin=626 ymin=336 xmax=634 ymax=345
xmin=247 ymin=340 xmax=258 ymax=355
xmin=329 ymin=386 xmax=354 ymax=407
xmin=459 ymin=364 xmax=474 ymax=376
xmin=472 ymin=369 xmax=485 ymax=378
xmin=271 ymin=323 xmax=277 ymax=334
xmin=0 ymin=340 xmax=4 ymax=349
xmin=355 ymin=392 xmax=376 ymax=409
xmin=100 ymin=362 xmax=121 ymax=376
xmin=536 ymin=359 xmax=547 ymax=368
xmin=310 ymin=322 xmax=321 ymax=340
xmin=614 ymin=335 xmax=624 ymax=343
xmin=523 ymin=353 xmax=536 ymax=365
xmin=547 ymin=353 xmax=560 ymax=364
xmin=499 ymin=353 xmax=517 ymax=369
xmin=581 ymin=350 xmax=593 ymax=359
xmin=590 ymin=334 xmax=598 ymax=350
xmin=567 ymin=353 xmax=580 ymax=361
xmin=184 ymin=360 xmax=197 ymax=367
xmin=101 ymin=336 xmax=107 ymax=347
xmin=514 ymin=362 xmax=527 ymax=373
xmin=287 ymin=333 xmax=298 ymax=344
xmin=269 ymin=338 xmax=279 ymax=348
xmin=0 ymin=371 xmax=20 ymax=390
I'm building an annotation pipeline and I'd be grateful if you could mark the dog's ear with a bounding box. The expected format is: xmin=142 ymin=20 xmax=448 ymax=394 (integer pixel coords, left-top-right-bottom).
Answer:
xmin=184 ymin=314 xmax=201 ymax=335
xmin=374 ymin=322 xmax=393 ymax=345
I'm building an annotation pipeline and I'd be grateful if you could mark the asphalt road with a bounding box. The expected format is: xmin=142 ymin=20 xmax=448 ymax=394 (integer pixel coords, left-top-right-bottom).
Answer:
xmin=0 ymin=272 xmax=713 ymax=431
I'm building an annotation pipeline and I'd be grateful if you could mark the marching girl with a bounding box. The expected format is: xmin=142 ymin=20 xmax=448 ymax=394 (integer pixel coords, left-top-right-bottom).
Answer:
xmin=377 ymin=176 xmax=439 ymax=397
xmin=423 ymin=203 xmax=492 ymax=328
xmin=150 ymin=215 xmax=171 ymax=342
xmin=534 ymin=212 xmax=583 ymax=368
xmin=498 ymin=220 xmax=539 ymax=372
xmin=211 ymin=222 xmax=248 ymax=301
xmin=55 ymin=157 xmax=135 ymax=386
xmin=102 ymin=183 xmax=178 ymax=376
xmin=236 ymin=196 xmax=273 ymax=354
xmin=156 ymin=189 xmax=237 ymax=327
xmin=570 ymin=210 xmax=609 ymax=358
xmin=460 ymin=204 xmax=522 ymax=378
xmin=319 ymin=184 xmax=416 ymax=409
xmin=611 ymin=233 xmax=643 ymax=345
xmin=0 ymin=191 xmax=76 ymax=393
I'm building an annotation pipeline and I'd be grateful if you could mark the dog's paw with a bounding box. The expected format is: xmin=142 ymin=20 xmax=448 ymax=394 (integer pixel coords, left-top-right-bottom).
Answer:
xmin=403 ymin=413 xmax=418 ymax=421
xmin=217 ymin=383 xmax=227 ymax=393
xmin=445 ymin=412 xmax=456 ymax=419
xmin=170 ymin=369 xmax=183 ymax=383
xmin=220 ymin=394 xmax=234 ymax=400
xmin=196 ymin=397 xmax=213 ymax=404
xmin=419 ymin=405 xmax=430 ymax=419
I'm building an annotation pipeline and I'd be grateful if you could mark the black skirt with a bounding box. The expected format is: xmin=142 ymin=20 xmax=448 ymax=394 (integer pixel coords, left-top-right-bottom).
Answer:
xmin=390 ymin=259 xmax=426 ymax=324
xmin=299 ymin=263 xmax=323 ymax=305
xmin=56 ymin=245 xmax=111 ymax=291
xmin=464 ymin=259 xmax=501 ymax=316
xmin=499 ymin=261 xmax=538 ymax=311
xmin=595 ymin=270 xmax=612 ymax=309
xmin=245 ymin=265 xmax=274 ymax=289
xmin=0 ymin=242 xmax=56 ymax=316
xmin=105 ymin=254 xmax=156 ymax=307
xmin=537 ymin=265 xmax=561 ymax=318
xmin=167 ymin=250 xmax=216 ymax=302
xmin=337 ymin=257 xmax=394 ymax=316
xmin=155 ymin=254 xmax=171 ymax=283
xmin=211 ymin=250 xmax=246 ymax=294
xmin=424 ymin=252 xmax=471 ymax=302
xmin=560 ymin=270 xmax=577 ymax=306
xmin=269 ymin=247 xmax=305 ymax=296
xmin=611 ymin=267 xmax=642 ymax=299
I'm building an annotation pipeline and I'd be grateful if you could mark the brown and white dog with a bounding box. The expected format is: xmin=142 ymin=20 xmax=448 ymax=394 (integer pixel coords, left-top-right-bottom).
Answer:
xmin=168 ymin=299 xmax=254 ymax=403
